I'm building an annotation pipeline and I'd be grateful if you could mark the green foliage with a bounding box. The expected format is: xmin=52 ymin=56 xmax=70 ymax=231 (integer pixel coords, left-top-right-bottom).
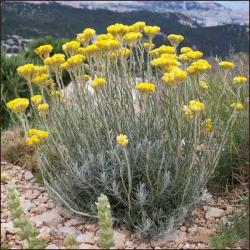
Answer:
xmin=64 ymin=233 xmax=77 ymax=249
xmin=97 ymin=194 xmax=115 ymax=249
xmin=6 ymin=184 xmax=47 ymax=249
xmin=210 ymin=196 xmax=249 ymax=249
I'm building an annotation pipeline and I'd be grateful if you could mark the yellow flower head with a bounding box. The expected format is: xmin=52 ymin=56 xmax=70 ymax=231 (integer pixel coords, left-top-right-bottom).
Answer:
xmin=97 ymin=33 xmax=114 ymax=41
xmin=199 ymin=81 xmax=209 ymax=90
xmin=218 ymin=61 xmax=235 ymax=70
xmin=31 ymin=95 xmax=43 ymax=106
xmin=231 ymin=102 xmax=244 ymax=110
xmin=44 ymin=54 xmax=65 ymax=72
xmin=26 ymin=135 xmax=41 ymax=146
xmin=123 ymin=32 xmax=142 ymax=46
xmin=116 ymin=134 xmax=128 ymax=147
xmin=76 ymin=47 xmax=86 ymax=55
xmin=180 ymin=47 xmax=192 ymax=54
xmin=186 ymin=50 xmax=203 ymax=60
xmin=83 ymin=74 xmax=91 ymax=81
xmin=233 ymin=76 xmax=247 ymax=85
xmin=167 ymin=34 xmax=184 ymax=47
xmin=183 ymin=105 xmax=193 ymax=120
xmin=188 ymin=100 xmax=205 ymax=113
xmin=27 ymin=129 xmax=49 ymax=146
xmin=149 ymin=45 xmax=175 ymax=57
xmin=144 ymin=25 xmax=160 ymax=38
xmin=33 ymin=65 xmax=48 ymax=76
xmin=31 ymin=73 xmax=49 ymax=86
xmin=91 ymin=77 xmax=106 ymax=89
xmin=85 ymin=44 xmax=100 ymax=56
xmin=17 ymin=64 xmax=35 ymax=81
xmin=37 ymin=103 xmax=49 ymax=113
xmin=107 ymin=23 xmax=129 ymax=38
xmin=62 ymin=41 xmax=81 ymax=56
xmin=128 ymin=21 xmax=146 ymax=32
xmin=34 ymin=44 xmax=53 ymax=59
xmin=6 ymin=98 xmax=29 ymax=113
xmin=1 ymin=173 xmax=10 ymax=183
xmin=201 ymin=119 xmax=213 ymax=133
xmin=143 ymin=42 xmax=155 ymax=52
xmin=135 ymin=82 xmax=156 ymax=93
xmin=187 ymin=59 xmax=212 ymax=75
xmin=162 ymin=67 xmax=187 ymax=85
xmin=66 ymin=54 xmax=86 ymax=69
xmin=95 ymin=39 xmax=120 ymax=51
xmin=51 ymin=90 xmax=62 ymax=97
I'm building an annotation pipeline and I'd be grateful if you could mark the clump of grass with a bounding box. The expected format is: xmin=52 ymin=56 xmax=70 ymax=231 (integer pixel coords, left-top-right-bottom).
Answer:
xmin=1 ymin=128 xmax=37 ymax=170
xmin=210 ymin=196 xmax=249 ymax=249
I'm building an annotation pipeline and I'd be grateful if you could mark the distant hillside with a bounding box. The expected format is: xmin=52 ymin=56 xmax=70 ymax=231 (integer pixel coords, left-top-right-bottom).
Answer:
xmin=1 ymin=1 xmax=249 ymax=57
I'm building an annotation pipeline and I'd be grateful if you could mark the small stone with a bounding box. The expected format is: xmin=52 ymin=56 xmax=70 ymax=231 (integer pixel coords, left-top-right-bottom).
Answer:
xmin=21 ymin=200 xmax=34 ymax=212
xmin=58 ymin=226 xmax=81 ymax=236
xmin=30 ymin=216 xmax=43 ymax=227
xmin=2 ymin=221 xmax=20 ymax=234
xmin=205 ymin=207 xmax=224 ymax=219
xmin=46 ymin=200 xmax=55 ymax=209
xmin=189 ymin=227 xmax=213 ymax=244
xmin=113 ymin=231 xmax=126 ymax=249
xmin=76 ymin=232 xmax=95 ymax=244
xmin=65 ymin=218 xmax=85 ymax=227
xmin=183 ymin=243 xmax=190 ymax=249
xmin=1 ymin=227 xmax=6 ymax=240
xmin=180 ymin=226 xmax=186 ymax=232
xmin=125 ymin=240 xmax=134 ymax=248
xmin=38 ymin=209 xmax=63 ymax=227
xmin=24 ymin=171 xmax=33 ymax=180
xmin=38 ymin=226 xmax=51 ymax=241
xmin=46 ymin=244 xmax=59 ymax=249
xmin=187 ymin=225 xmax=198 ymax=236
xmin=137 ymin=243 xmax=148 ymax=249
xmin=78 ymin=243 xmax=100 ymax=249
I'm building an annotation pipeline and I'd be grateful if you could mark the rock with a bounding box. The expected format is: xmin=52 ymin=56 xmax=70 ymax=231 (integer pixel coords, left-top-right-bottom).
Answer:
xmin=2 ymin=221 xmax=20 ymax=234
xmin=46 ymin=200 xmax=56 ymax=209
xmin=125 ymin=240 xmax=134 ymax=248
xmin=78 ymin=243 xmax=100 ymax=249
xmin=24 ymin=171 xmax=33 ymax=180
xmin=1 ymin=227 xmax=6 ymax=240
xmin=30 ymin=216 xmax=43 ymax=227
xmin=113 ymin=231 xmax=126 ymax=249
xmin=187 ymin=225 xmax=198 ymax=236
xmin=58 ymin=226 xmax=81 ymax=236
xmin=46 ymin=244 xmax=59 ymax=249
xmin=38 ymin=226 xmax=51 ymax=241
xmin=183 ymin=243 xmax=190 ymax=249
xmin=137 ymin=243 xmax=148 ymax=249
xmin=38 ymin=209 xmax=63 ymax=227
xmin=76 ymin=232 xmax=95 ymax=244
xmin=180 ymin=226 xmax=187 ymax=232
xmin=21 ymin=200 xmax=34 ymax=212
xmin=65 ymin=218 xmax=85 ymax=227
xmin=205 ymin=207 xmax=224 ymax=219
xmin=189 ymin=227 xmax=213 ymax=244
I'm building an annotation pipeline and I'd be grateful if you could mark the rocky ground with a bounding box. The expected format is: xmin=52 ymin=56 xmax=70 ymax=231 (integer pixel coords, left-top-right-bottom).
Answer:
xmin=1 ymin=161 xmax=247 ymax=249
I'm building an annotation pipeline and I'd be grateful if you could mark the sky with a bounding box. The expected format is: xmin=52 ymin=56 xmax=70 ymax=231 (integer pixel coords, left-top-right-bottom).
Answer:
xmin=214 ymin=1 xmax=249 ymax=10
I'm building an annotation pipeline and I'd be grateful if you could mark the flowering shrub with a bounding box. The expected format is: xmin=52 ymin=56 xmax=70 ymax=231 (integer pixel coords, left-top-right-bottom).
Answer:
xmin=6 ymin=22 xmax=248 ymax=236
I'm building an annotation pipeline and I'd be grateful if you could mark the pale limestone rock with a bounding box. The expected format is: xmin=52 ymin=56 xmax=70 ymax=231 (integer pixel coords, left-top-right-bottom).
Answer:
xmin=24 ymin=171 xmax=33 ymax=180
xmin=76 ymin=232 xmax=95 ymax=244
xmin=58 ymin=225 xmax=81 ymax=236
xmin=205 ymin=207 xmax=224 ymax=219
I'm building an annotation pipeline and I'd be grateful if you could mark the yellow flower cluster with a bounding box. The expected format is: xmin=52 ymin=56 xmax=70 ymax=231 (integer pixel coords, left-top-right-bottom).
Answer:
xmin=34 ymin=44 xmax=53 ymax=59
xmin=26 ymin=129 xmax=49 ymax=146
xmin=116 ymin=134 xmax=128 ymax=147
xmin=51 ymin=90 xmax=61 ymax=97
xmin=128 ymin=21 xmax=145 ymax=32
xmin=162 ymin=67 xmax=187 ymax=85
xmin=61 ymin=54 xmax=86 ymax=71
xmin=201 ymin=119 xmax=213 ymax=133
xmin=91 ymin=77 xmax=106 ymax=89
xmin=83 ymin=74 xmax=91 ymax=81
xmin=17 ymin=64 xmax=35 ymax=81
xmin=31 ymin=95 xmax=43 ymax=106
xmin=110 ymin=48 xmax=131 ymax=59
xmin=178 ymin=48 xmax=203 ymax=62
xmin=107 ymin=23 xmax=129 ymax=38
xmin=144 ymin=25 xmax=160 ymax=38
xmin=85 ymin=44 xmax=99 ymax=56
xmin=151 ymin=54 xmax=180 ymax=69
xmin=95 ymin=39 xmax=120 ymax=51
xmin=199 ymin=81 xmax=209 ymax=90
xmin=135 ymin=82 xmax=156 ymax=93
xmin=97 ymin=33 xmax=114 ymax=41
xmin=167 ymin=34 xmax=184 ymax=47
xmin=149 ymin=45 xmax=175 ymax=57
xmin=231 ymin=102 xmax=244 ymax=110
xmin=31 ymin=73 xmax=49 ymax=86
xmin=77 ymin=28 xmax=96 ymax=44
xmin=62 ymin=41 xmax=81 ymax=56
xmin=143 ymin=42 xmax=155 ymax=51
xmin=187 ymin=59 xmax=212 ymax=75
xmin=218 ymin=61 xmax=235 ymax=70
xmin=6 ymin=98 xmax=29 ymax=113
xmin=233 ymin=76 xmax=247 ymax=85
xmin=188 ymin=100 xmax=205 ymax=113
xmin=44 ymin=54 xmax=65 ymax=71
xmin=123 ymin=32 xmax=142 ymax=46
xmin=37 ymin=103 xmax=49 ymax=114
xmin=180 ymin=47 xmax=192 ymax=54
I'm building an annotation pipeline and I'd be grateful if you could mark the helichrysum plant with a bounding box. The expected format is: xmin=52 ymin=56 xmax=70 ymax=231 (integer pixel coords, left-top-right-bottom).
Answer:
xmin=5 ymin=21 xmax=248 ymax=237
xmin=97 ymin=193 xmax=115 ymax=249
xmin=6 ymin=184 xmax=47 ymax=249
